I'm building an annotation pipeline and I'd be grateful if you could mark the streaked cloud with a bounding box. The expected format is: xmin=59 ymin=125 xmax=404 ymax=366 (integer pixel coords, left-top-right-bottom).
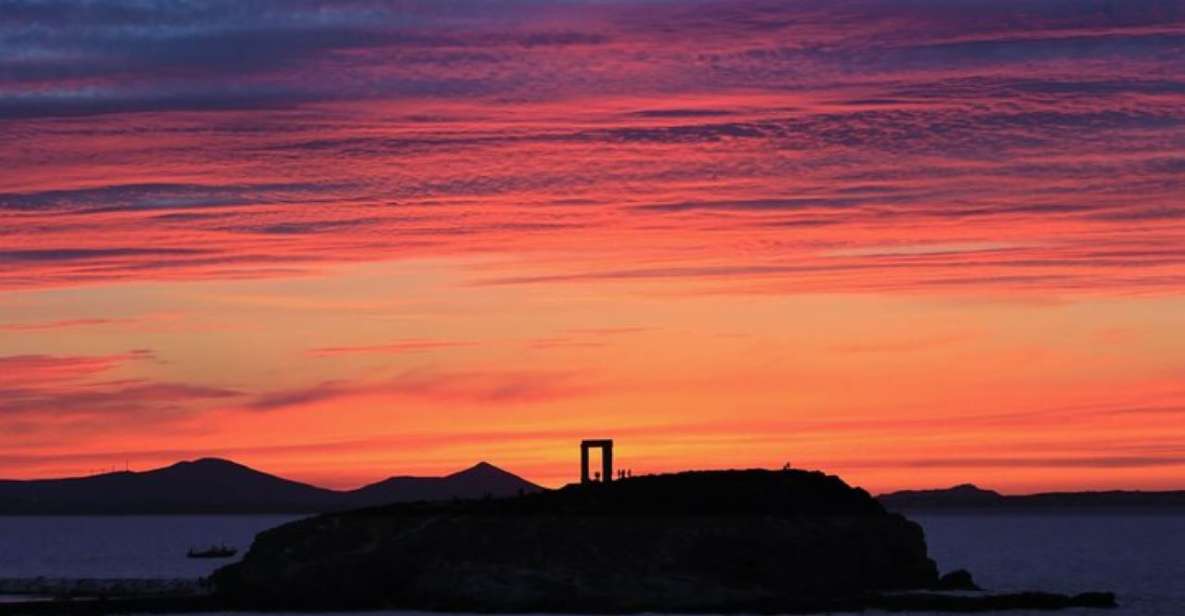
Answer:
xmin=3 ymin=0 xmax=1185 ymax=492
xmin=0 ymin=351 xmax=240 ymax=436
xmin=0 ymin=351 xmax=155 ymax=384
xmin=0 ymin=318 xmax=130 ymax=332
xmin=1 ymin=0 xmax=1182 ymax=294
xmin=308 ymin=339 xmax=475 ymax=357
xmin=248 ymin=369 xmax=587 ymax=411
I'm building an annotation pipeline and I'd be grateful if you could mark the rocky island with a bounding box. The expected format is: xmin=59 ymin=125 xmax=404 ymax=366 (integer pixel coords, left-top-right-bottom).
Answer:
xmin=211 ymin=469 xmax=1116 ymax=613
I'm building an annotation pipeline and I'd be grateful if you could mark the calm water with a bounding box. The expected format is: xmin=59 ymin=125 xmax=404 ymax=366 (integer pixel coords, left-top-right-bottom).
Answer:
xmin=0 ymin=513 xmax=1182 ymax=614
xmin=900 ymin=513 xmax=1185 ymax=616
xmin=0 ymin=515 xmax=303 ymax=579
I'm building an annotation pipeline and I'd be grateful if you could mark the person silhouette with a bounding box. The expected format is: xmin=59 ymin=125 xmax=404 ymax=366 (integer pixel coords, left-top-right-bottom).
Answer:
xmin=594 ymin=471 xmax=601 ymax=482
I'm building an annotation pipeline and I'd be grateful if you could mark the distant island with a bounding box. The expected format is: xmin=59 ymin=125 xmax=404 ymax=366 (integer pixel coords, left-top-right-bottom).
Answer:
xmin=0 ymin=458 xmax=540 ymax=514
xmin=879 ymin=483 xmax=1185 ymax=512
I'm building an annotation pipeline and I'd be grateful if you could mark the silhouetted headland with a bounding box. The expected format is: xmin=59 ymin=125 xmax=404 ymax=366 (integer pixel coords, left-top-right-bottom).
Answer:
xmin=208 ymin=468 xmax=1115 ymax=613
xmin=880 ymin=483 xmax=1185 ymax=512
xmin=0 ymin=458 xmax=541 ymax=514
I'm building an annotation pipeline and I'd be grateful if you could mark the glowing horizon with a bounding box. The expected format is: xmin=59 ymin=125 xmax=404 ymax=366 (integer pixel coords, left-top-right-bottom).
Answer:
xmin=3 ymin=0 xmax=1184 ymax=495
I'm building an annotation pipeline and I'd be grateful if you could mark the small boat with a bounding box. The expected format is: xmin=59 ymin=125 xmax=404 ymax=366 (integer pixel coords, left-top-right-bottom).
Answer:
xmin=186 ymin=545 xmax=237 ymax=559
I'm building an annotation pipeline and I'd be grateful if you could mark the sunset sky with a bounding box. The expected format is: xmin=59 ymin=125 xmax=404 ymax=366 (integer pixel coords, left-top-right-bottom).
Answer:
xmin=3 ymin=0 xmax=1184 ymax=493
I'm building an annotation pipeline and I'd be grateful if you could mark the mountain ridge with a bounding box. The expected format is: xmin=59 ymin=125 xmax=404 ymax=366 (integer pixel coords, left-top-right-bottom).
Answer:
xmin=0 ymin=458 xmax=543 ymax=514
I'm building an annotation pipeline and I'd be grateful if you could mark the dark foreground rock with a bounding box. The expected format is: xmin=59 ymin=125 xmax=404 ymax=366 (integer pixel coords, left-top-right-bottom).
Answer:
xmin=935 ymin=569 xmax=980 ymax=591
xmin=213 ymin=469 xmax=936 ymax=612
xmin=208 ymin=469 xmax=1116 ymax=614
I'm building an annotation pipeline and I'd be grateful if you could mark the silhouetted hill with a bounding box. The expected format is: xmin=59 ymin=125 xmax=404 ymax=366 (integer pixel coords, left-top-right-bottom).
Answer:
xmin=0 ymin=458 xmax=542 ymax=514
xmin=878 ymin=484 xmax=1004 ymax=510
xmin=879 ymin=483 xmax=1185 ymax=511
xmin=0 ymin=459 xmax=337 ymax=514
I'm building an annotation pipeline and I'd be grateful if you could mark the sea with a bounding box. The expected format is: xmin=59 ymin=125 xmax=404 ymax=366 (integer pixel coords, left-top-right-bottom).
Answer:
xmin=0 ymin=513 xmax=1182 ymax=615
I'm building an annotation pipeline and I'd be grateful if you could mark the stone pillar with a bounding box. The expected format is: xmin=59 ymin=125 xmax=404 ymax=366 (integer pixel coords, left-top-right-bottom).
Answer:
xmin=580 ymin=439 xmax=614 ymax=484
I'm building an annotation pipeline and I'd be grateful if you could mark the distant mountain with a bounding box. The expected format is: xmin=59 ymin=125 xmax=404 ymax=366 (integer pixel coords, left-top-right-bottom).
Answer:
xmin=0 ymin=458 xmax=544 ymax=514
xmin=879 ymin=483 xmax=1185 ymax=511
xmin=345 ymin=461 xmax=539 ymax=507
xmin=878 ymin=484 xmax=1004 ymax=510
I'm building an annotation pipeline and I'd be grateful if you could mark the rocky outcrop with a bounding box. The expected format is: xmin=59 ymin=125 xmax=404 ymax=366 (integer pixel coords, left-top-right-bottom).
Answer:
xmin=213 ymin=469 xmax=941 ymax=612
xmin=936 ymin=569 xmax=980 ymax=591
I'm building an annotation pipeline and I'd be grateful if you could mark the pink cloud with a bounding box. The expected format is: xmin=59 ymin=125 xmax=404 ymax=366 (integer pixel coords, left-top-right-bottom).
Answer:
xmin=0 ymin=318 xmax=124 ymax=332
xmin=0 ymin=2 xmax=1182 ymax=297
xmin=0 ymin=351 xmax=239 ymax=435
xmin=308 ymin=339 xmax=475 ymax=357
xmin=0 ymin=351 xmax=155 ymax=384
xmin=249 ymin=368 xmax=588 ymax=411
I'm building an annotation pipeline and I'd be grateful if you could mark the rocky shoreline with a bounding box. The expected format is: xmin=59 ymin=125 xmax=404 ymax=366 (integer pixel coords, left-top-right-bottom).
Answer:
xmin=0 ymin=589 xmax=1117 ymax=615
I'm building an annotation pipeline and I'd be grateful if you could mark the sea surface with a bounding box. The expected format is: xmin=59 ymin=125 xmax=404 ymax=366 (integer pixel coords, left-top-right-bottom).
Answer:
xmin=0 ymin=515 xmax=303 ymax=579
xmin=0 ymin=513 xmax=1182 ymax=614
xmin=906 ymin=513 xmax=1185 ymax=615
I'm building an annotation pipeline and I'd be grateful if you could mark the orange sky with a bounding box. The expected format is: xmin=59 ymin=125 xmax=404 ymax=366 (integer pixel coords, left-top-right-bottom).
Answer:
xmin=2 ymin=0 xmax=1184 ymax=494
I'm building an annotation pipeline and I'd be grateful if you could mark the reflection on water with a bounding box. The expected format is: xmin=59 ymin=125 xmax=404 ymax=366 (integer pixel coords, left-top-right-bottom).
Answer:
xmin=0 ymin=595 xmax=51 ymax=603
